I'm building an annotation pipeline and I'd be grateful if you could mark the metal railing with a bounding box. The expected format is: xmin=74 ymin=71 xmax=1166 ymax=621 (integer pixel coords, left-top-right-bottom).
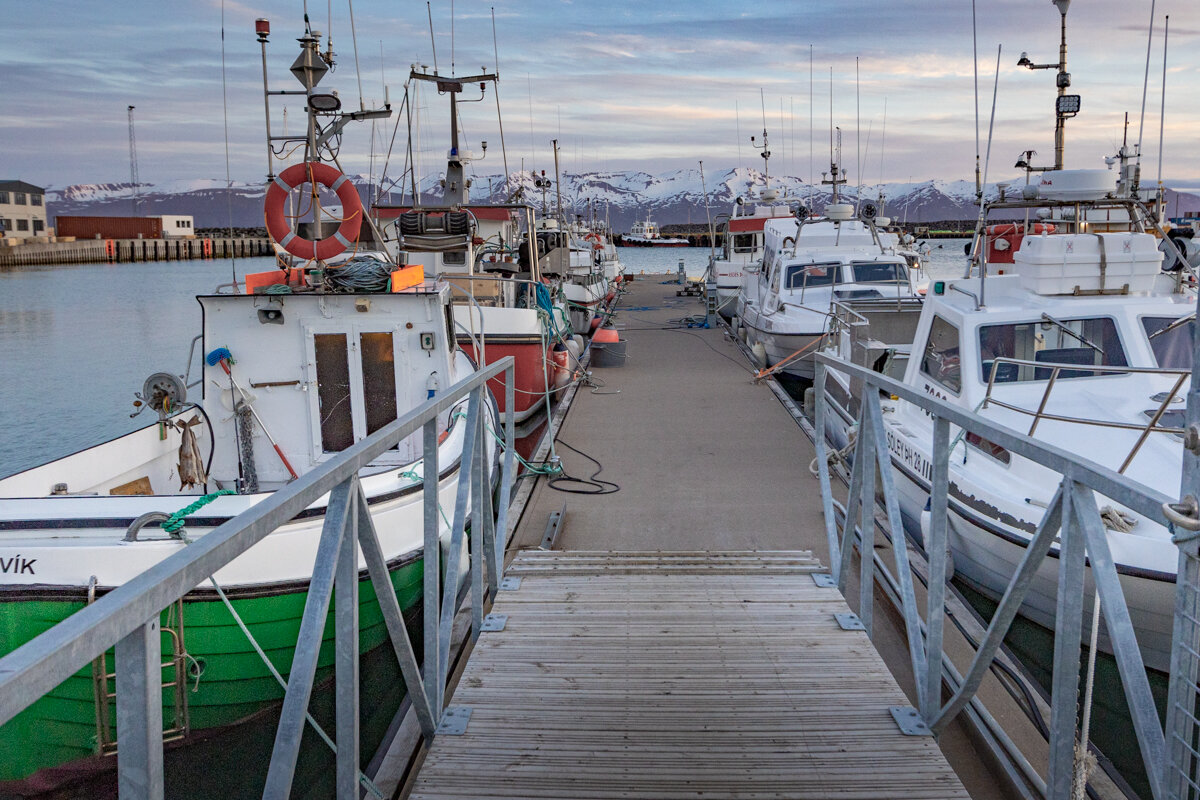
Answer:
xmin=981 ymin=357 xmax=1191 ymax=473
xmin=813 ymin=351 xmax=1197 ymax=800
xmin=0 ymin=357 xmax=516 ymax=800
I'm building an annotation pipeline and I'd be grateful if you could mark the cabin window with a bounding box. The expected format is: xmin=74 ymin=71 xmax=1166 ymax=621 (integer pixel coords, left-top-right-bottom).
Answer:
xmin=1142 ymin=316 xmax=1195 ymax=370
xmin=850 ymin=260 xmax=908 ymax=284
xmin=314 ymin=333 xmax=354 ymax=451
xmin=978 ymin=317 xmax=1127 ymax=383
xmin=920 ymin=315 xmax=962 ymax=393
xmin=443 ymin=250 xmax=466 ymax=266
xmin=732 ymin=233 xmax=759 ymax=253
xmin=360 ymin=332 xmax=398 ymax=435
xmin=785 ymin=262 xmax=839 ymax=291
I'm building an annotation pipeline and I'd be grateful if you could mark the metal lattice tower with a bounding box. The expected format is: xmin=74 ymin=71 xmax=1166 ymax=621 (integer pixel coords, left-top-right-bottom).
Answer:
xmin=127 ymin=105 xmax=140 ymax=216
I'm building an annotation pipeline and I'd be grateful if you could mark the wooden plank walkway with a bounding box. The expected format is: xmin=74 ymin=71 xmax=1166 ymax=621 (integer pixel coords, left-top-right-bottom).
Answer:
xmin=409 ymin=551 xmax=969 ymax=800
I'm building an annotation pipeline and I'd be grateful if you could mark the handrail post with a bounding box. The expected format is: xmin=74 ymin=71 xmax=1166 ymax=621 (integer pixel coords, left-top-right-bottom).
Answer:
xmin=439 ymin=392 xmax=481 ymax=696
xmin=857 ymin=401 xmax=877 ymax=637
xmin=923 ymin=416 xmax=950 ymax=724
xmin=470 ymin=387 xmax=486 ymax=639
xmin=422 ymin=417 xmax=442 ymax=719
xmin=1047 ymin=476 xmax=1085 ymax=800
xmin=115 ymin=618 xmax=164 ymax=800
xmin=334 ymin=487 xmax=360 ymax=799
xmin=813 ymin=361 xmax=842 ymax=576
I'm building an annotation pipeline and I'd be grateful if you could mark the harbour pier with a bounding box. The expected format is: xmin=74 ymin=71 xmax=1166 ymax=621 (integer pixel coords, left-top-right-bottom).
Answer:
xmin=395 ymin=276 xmax=1047 ymax=799
xmin=0 ymin=236 xmax=273 ymax=268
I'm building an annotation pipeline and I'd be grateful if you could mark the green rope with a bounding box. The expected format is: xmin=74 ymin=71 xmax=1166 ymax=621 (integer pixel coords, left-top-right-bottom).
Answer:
xmin=160 ymin=490 xmax=236 ymax=534
xmin=449 ymin=410 xmax=563 ymax=477
xmin=398 ymin=469 xmax=453 ymax=528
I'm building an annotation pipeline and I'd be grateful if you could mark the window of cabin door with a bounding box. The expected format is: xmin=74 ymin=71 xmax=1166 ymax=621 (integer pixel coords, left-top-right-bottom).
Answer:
xmin=306 ymin=325 xmax=412 ymax=464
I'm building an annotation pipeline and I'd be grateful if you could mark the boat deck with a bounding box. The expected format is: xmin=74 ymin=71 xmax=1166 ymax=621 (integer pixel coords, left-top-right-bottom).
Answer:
xmin=409 ymin=550 xmax=969 ymax=800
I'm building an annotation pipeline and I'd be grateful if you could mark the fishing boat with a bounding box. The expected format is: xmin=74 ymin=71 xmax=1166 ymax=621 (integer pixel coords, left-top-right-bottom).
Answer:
xmin=712 ymin=191 xmax=795 ymax=321
xmin=736 ymin=185 xmax=922 ymax=381
xmin=621 ymin=214 xmax=688 ymax=247
xmin=815 ymin=17 xmax=1199 ymax=667
xmin=0 ymin=20 xmax=496 ymax=786
xmin=373 ymin=67 xmax=579 ymax=424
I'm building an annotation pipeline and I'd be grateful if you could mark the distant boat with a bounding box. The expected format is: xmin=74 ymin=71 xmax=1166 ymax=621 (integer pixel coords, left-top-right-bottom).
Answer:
xmin=621 ymin=214 xmax=688 ymax=247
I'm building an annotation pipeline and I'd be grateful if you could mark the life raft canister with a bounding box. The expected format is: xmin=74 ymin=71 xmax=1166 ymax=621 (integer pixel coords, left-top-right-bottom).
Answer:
xmin=264 ymin=161 xmax=363 ymax=260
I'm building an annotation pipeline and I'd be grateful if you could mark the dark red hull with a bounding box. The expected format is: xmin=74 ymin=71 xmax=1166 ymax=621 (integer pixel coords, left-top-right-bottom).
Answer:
xmin=457 ymin=337 xmax=553 ymax=423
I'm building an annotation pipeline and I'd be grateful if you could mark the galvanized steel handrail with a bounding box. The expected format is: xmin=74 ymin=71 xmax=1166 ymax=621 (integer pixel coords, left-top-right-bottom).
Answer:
xmin=813 ymin=351 xmax=1179 ymax=800
xmin=0 ymin=357 xmax=516 ymax=800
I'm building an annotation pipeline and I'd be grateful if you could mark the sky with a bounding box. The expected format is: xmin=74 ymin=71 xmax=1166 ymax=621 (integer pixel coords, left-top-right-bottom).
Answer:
xmin=3 ymin=0 xmax=1198 ymax=193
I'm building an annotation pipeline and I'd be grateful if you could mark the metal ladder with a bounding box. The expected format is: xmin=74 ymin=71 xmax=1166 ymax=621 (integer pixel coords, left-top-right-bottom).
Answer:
xmin=89 ymin=578 xmax=191 ymax=755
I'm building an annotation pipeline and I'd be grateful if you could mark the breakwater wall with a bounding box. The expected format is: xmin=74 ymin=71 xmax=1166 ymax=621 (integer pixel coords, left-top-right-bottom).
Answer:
xmin=0 ymin=237 xmax=274 ymax=268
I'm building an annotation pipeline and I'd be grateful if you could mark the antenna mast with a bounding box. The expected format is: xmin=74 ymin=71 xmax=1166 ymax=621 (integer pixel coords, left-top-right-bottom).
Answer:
xmin=127 ymin=105 xmax=140 ymax=216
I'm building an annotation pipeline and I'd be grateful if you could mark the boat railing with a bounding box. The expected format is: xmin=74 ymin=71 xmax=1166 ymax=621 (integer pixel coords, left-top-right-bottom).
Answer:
xmin=981 ymin=357 xmax=1190 ymax=473
xmin=0 ymin=357 xmax=517 ymax=800
xmin=814 ymin=350 xmax=1200 ymax=800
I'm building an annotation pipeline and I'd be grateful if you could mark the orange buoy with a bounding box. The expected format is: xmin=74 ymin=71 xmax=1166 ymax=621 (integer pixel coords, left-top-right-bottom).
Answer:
xmin=264 ymin=161 xmax=363 ymax=260
xmin=592 ymin=324 xmax=620 ymax=344
xmin=589 ymin=316 xmax=604 ymax=333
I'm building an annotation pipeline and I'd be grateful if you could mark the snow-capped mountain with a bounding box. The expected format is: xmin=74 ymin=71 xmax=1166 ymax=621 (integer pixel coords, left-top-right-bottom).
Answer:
xmin=45 ymin=168 xmax=1200 ymax=232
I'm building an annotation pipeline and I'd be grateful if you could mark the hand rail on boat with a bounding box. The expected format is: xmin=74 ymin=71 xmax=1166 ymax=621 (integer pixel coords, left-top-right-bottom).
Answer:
xmin=812 ymin=350 xmax=1196 ymax=800
xmin=0 ymin=357 xmax=517 ymax=800
xmin=980 ymin=356 xmax=1191 ymax=471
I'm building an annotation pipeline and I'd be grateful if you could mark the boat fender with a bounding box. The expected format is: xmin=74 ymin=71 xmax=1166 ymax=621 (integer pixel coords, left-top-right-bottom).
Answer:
xmin=264 ymin=161 xmax=363 ymax=260
xmin=751 ymin=341 xmax=767 ymax=367
xmin=551 ymin=344 xmax=571 ymax=391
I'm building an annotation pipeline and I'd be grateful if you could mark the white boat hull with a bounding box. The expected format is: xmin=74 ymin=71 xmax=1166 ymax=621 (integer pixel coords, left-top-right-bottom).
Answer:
xmin=819 ymin=374 xmax=1176 ymax=673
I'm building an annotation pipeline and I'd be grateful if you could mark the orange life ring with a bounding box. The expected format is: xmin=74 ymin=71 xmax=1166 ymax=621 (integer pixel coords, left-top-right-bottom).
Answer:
xmin=264 ymin=162 xmax=362 ymax=260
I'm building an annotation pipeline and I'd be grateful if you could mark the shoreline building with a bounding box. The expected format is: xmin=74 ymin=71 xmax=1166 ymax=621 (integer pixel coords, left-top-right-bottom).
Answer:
xmin=0 ymin=181 xmax=47 ymax=240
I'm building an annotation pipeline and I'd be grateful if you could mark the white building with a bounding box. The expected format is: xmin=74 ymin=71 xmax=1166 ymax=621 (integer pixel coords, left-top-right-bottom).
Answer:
xmin=0 ymin=181 xmax=47 ymax=240
xmin=158 ymin=215 xmax=196 ymax=238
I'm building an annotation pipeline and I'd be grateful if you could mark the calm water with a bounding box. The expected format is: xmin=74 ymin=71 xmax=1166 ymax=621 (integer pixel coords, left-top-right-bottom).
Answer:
xmin=0 ymin=257 xmax=278 ymax=478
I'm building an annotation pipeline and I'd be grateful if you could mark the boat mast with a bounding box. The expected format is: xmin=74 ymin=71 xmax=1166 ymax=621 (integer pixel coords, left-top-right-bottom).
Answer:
xmin=1016 ymin=0 xmax=1076 ymax=171
xmin=409 ymin=67 xmax=498 ymax=206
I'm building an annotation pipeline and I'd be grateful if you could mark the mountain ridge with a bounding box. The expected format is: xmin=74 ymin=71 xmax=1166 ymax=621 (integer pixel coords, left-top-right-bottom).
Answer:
xmin=45 ymin=167 xmax=1200 ymax=232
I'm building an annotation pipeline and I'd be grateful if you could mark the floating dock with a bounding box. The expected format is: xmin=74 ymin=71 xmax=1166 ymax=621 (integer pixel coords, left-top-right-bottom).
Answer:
xmin=396 ymin=275 xmax=1020 ymax=799
xmin=410 ymin=550 xmax=968 ymax=799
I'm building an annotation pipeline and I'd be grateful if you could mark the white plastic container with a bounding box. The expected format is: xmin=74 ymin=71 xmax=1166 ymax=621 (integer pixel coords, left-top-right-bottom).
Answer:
xmin=1011 ymin=232 xmax=1163 ymax=295
xmin=1036 ymin=169 xmax=1113 ymax=201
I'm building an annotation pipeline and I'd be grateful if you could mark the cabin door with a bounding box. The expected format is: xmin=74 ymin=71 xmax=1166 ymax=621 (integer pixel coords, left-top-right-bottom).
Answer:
xmin=303 ymin=323 xmax=414 ymax=464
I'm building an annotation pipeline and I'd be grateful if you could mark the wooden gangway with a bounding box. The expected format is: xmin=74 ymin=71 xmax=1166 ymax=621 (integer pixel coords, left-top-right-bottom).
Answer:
xmin=408 ymin=550 xmax=968 ymax=800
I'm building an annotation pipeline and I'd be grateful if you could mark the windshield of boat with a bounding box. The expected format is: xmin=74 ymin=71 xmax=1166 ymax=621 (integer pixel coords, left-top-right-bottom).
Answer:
xmin=978 ymin=316 xmax=1128 ymax=383
xmin=733 ymin=233 xmax=761 ymax=253
xmin=784 ymin=262 xmax=840 ymax=290
xmin=850 ymin=260 xmax=908 ymax=284
xmin=1142 ymin=315 xmax=1196 ymax=369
